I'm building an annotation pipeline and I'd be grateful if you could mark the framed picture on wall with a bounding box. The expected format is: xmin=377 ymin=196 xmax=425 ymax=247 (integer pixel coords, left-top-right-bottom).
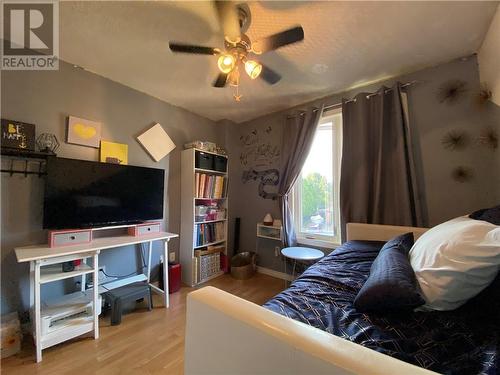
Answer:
xmin=66 ymin=116 xmax=102 ymax=148
xmin=1 ymin=119 xmax=36 ymax=151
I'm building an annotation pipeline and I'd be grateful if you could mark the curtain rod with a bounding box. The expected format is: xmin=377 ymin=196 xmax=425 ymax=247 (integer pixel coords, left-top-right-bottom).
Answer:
xmin=288 ymin=80 xmax=420 ymax=118
xmin=322 ymin=80 xmax=420 ymax=112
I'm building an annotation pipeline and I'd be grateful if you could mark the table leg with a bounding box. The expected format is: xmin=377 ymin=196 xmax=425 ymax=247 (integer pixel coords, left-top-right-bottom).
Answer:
xmin=292 ymin=260 xmax=296 ymax=281
xmin=93 ymin=251 xmax=99 ymax=339
xmin=162 ymin=240 xmax=170 ymax=308
xmin=146 ymin=241 xmax=152 ymax=282
xmin=34 ymin=261 xmax=42 ymax=363
xmin=29 ymin=261 xmax=34 ymax=333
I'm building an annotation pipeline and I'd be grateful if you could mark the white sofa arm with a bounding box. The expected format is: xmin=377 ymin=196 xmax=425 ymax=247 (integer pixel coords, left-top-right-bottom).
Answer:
xmin=346 ymin=223 xmax=428 ymax=242
xmin=185 ymin=287 xmax=437 ymax=375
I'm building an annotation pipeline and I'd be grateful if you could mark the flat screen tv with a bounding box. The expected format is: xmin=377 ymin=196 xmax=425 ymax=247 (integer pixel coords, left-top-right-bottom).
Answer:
xmin=43 ymin=157 xmax=165 ymax=229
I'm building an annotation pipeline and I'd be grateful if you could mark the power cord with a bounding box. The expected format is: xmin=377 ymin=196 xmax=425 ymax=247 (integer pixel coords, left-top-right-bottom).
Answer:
xmin=100 ymin=243 xmax=149 ymax=279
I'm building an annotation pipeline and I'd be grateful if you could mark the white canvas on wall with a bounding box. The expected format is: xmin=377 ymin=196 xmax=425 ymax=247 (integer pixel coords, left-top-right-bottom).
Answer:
xmin=67 ymin=116 xmax=102 ymax=148
xmin=137 ymin=123 xmax=176 ymax=162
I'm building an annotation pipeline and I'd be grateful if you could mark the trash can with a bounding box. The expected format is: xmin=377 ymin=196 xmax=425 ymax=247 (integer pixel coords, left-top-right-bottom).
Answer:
xmin=230 ymin=252 xmax=256 ymax=280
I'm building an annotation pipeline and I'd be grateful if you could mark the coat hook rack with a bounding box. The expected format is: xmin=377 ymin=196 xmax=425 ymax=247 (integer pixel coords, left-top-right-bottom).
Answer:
xmin=1 ymin=147 xmax=52 ymax=177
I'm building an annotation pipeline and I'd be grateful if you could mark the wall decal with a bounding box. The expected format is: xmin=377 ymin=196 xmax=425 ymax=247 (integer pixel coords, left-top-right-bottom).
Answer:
xmin=137 ymin=123 xmax=176 ymax=162
xmin=477 ymin=83 xmax=492 ymax=106
xmin=242 ymin=168 xmax=280 ymax=200
xmin=1 ymin=119 xmax=36 ymax=151
xmin=67 ymin=116 xmax=101 ymax=148
xmin=100 ymin=140 xmax=128 ymax=165
xmin=437 ymin=80 xmax=468 ymax=104
xmin=451 ymin=166 xmax=473 ymax=183
xmin=441 ymin=130 xmax=469 ymax=150
xmin=478 ymin=127 xmax=498 ymax=150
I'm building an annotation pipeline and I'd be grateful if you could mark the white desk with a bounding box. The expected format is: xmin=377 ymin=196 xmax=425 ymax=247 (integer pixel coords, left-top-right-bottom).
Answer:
xmin=15 ymin=231 xmax=178 ymax=362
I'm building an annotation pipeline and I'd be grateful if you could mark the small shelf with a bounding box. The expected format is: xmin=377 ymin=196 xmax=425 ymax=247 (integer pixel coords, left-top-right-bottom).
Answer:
xmin=195 ymin=168 xmax=227 ymax=175
xmin=40 ymin=264 xmax=94 ymax=284
xmin=194 ymin=239 xmax=226 ymax=249
xmin=1 ymin=147 xmax=54 ymax=159
xmin=257 ymin=223 xmax=282 ymax=242
xmin=40 ymin=316 xmax=93 ymax=349
xmin=194 ymin=197 xmax=227 ymax=200
xmin=195 ymin=219 xmax=227 ymax=224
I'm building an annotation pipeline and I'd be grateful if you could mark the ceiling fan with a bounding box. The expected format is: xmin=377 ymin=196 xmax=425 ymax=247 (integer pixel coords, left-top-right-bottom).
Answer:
xmin=168 ymin=1 xmax=304 ymax=99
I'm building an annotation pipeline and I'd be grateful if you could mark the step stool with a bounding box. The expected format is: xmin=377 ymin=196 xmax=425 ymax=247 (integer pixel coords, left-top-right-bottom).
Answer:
xmin=104 ymin=282 xmax=153 ymax=325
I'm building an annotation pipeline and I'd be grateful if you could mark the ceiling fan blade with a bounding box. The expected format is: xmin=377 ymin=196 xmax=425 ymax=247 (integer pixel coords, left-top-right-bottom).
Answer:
xmin=214 ymin=1 xmax=241 ymax=44
xmin=213 ymin=73 xmax=228 ymax=88
xmin=252 ymin=26 xmax=304 ymax=54
xmin=169 ymin=43 xmax=219 ymax=55
xmin=260 ymin=64 xmax=281 ymax=85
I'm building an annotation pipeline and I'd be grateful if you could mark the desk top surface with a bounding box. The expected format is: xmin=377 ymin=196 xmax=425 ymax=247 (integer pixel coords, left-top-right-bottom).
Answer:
xmin=15 ymin=232 xmax=178 ymax=263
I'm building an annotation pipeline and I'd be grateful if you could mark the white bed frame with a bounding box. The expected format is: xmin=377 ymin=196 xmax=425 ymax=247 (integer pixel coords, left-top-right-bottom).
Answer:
xmin=185 ymin=223 xmax=435 ymax=375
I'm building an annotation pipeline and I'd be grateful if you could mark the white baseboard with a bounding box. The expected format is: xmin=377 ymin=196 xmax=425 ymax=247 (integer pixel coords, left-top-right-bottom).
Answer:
xmin=256 ymin=266 xmax=293 ymax=282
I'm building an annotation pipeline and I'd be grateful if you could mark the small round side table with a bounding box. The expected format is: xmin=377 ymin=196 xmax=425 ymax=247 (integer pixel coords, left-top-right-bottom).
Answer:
xmin=281 ymin=247 xmax=324 ymax=283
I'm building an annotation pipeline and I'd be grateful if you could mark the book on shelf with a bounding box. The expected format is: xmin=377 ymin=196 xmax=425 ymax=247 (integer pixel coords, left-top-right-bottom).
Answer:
xmin=195 ymin=173 xmax=227 ymax=199
xmin=193 ymin=222 xmax=225 ymax=247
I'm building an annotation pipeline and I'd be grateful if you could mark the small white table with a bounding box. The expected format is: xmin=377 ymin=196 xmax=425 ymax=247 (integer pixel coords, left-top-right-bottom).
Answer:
xmin=281 ymin=247 xmax=324 ymax=281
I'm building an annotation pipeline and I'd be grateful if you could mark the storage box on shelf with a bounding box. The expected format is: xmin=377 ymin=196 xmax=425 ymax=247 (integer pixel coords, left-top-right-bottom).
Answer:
xmin=181 ymin=148 xmax=229 ymax=286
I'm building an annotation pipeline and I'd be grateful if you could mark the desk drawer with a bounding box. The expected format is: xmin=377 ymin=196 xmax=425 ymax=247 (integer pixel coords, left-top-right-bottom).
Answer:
xmin=49 ymin=230 xmax=92 ymax=247
xmin=128 ymin=223 xmax=161 ymax=237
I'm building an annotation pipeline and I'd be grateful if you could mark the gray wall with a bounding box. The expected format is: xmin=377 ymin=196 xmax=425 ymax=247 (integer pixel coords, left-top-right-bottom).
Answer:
xmin=1 ymin=61 xmax=223 ymax=315
xmin=227 ymin=55 xmax=500 ymax=274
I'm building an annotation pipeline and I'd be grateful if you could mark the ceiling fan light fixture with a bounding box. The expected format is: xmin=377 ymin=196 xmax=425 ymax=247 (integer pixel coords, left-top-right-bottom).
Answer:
xmin=228 ymin=67 xmax=240 ymax=87
xmin=245 ymin=60 xmax=262 ymax=79
xmin=217 ymin=53 xmax=236 ymax=74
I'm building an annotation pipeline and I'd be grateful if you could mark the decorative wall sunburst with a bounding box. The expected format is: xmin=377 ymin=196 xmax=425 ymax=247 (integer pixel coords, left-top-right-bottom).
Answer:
xmin=441 ymin=130 xmax=468 ymax=150
xmin=437 ymin=80 xmax=468 ymax=104
xmin=451 ymin=166 xmax=473 ymax=183
xmin=478 ymin=127 xmax=498 ymax=150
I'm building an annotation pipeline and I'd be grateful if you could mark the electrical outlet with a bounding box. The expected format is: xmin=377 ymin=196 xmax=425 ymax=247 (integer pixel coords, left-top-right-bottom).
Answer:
xmin=159 ymin=255 xmax=164 ymax=264
xmin=169 ymin=252 xmax=175 ymax=263
xmin=274 ymin=246 xmax=280 ymax=257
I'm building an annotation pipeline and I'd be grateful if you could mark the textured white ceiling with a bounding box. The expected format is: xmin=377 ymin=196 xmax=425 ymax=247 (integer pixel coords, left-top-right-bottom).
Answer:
xmin=60 ymin=1 xmax=498 ymax=123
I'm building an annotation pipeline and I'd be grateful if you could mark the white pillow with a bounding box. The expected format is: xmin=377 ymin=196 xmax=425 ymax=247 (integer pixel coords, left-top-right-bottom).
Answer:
xmin=409 ymin=216 xmax=500 ymax=311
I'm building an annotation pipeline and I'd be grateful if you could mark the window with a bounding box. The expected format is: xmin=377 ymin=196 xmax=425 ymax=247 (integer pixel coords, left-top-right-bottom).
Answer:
xmin=290 ymin=108 xmax=342 ymax=246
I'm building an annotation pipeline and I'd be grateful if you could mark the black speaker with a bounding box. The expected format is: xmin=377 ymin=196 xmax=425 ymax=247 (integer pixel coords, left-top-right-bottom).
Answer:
xmin=234 ymin=217 xmax=241 ymax=254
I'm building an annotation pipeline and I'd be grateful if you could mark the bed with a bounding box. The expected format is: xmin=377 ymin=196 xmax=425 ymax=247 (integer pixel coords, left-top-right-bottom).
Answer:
xmin=184 ymin=223 xmax=499 ymax=375
xmin=264 ymin=240 xmax=499 ymax=375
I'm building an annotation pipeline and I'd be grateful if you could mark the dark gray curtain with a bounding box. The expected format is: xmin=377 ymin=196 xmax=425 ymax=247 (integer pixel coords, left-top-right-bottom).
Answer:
xmin=340 ymin=82 xmax=423 ymax=241
xmin=279 ymin=106 xmax=323 ymax=247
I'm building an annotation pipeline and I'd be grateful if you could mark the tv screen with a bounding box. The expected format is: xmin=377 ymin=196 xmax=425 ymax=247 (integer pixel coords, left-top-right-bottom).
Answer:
xmin=43 ymin=157 xmax=165 ymax=229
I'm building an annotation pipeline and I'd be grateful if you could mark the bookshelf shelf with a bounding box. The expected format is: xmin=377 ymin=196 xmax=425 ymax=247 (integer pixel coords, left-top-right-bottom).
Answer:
xmin=195 ymin=168 xmax=227 ymax=176
xmin=180 ymin=148 xmax=229 ymax=286
xmin=194 ymin=239 xmax=226 ymax=249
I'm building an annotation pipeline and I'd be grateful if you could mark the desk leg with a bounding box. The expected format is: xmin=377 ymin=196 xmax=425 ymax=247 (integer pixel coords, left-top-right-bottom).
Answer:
xmin=29 ymin=261 xmax=34 ymax=332
xmin=163 ymin=240 xmax=169 ymax=308
xmin=146 ymin=241 xmax=152 ymax=282
xmin=93 ymin=251 xmax=100 ymax=339
xmin=34 ymin=261 xmax=42 ymax=363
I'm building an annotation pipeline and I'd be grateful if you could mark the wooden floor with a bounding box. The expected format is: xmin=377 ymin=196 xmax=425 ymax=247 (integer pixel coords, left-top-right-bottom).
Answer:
xmin=1 ymin=273 xmax=284 ymax=375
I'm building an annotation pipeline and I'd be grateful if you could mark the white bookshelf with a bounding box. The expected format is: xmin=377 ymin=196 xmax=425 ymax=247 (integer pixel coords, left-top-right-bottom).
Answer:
xmin=180 ymin=148 xmax=228 ymax=287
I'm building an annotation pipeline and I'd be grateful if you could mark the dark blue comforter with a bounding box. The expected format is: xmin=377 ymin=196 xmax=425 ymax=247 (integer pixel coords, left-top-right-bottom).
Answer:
xmin=264 ymin=241 xmax=499 ymax=375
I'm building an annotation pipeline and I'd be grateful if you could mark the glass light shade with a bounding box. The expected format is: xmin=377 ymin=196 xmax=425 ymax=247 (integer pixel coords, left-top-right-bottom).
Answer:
xmin=228 ymin=67 xmax=240 ymax=87
xmin=245 ymin=60 xmax=262 ymax=79
xmin=217 ymin=54 xmax=236 ymax=74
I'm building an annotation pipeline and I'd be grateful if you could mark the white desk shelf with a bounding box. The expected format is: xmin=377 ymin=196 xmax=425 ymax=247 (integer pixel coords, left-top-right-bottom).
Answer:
xmin=40 ymin=264 xmax=94 ymax=284
xmin=15 ymin=230 xmax=178 ymax=362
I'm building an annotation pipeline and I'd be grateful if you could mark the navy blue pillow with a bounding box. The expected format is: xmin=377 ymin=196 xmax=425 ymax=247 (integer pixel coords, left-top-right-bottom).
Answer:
xmin=354 ymin=232 xmax=425 ymax=312
xmin=469 ymin=204 xmax=500 ymax=225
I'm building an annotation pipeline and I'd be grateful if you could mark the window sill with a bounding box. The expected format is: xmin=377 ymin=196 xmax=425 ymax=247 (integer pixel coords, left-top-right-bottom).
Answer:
xmin=296 ymin=236 xmax=340 ymax=249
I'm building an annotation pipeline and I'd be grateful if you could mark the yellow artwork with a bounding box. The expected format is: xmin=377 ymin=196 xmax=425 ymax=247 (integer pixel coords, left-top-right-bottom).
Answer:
xmin=67 ymin=116 xmax=101 ymax=148
xmin=100 ymin=141 xmax=128 ymax=165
